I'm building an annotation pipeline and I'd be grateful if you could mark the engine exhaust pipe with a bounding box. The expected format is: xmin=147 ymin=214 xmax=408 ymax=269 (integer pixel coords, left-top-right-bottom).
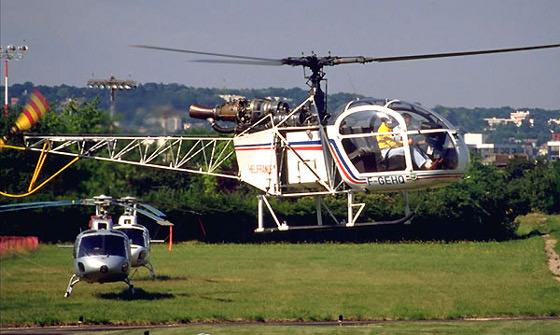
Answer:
xmin=189 ymin=104 xmax=216 ymax=120
xmin=189 ymin=103 xmax=238 ymax=122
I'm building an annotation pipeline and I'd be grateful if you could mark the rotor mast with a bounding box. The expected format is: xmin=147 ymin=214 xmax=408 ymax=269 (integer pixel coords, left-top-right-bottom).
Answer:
xmin=306 ymin=56 xmax=327 ymax=123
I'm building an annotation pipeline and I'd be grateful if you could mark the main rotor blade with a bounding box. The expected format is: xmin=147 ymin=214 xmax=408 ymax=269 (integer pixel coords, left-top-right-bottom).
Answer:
xmin=0 ymin=200 xmax=81 ymax=213
xmin=116 ymin=202 xmax=173 ymax=226
xmin=132 ymin=42 xmax=560 ymax=69
xmin=131 ymin=44 xmax=281 ymax=62
xmin=358 ymin=43 xmax=560 ymax=63
xmin=192 ymin=59 xmax=283 ymax=66
xmin=137 ymin=203 xmax=166 ymax=218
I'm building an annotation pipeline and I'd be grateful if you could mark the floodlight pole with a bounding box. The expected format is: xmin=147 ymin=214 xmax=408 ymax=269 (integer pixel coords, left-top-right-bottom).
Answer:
xmin=3 ymin=59 xmax=7 ymax=117
xmin=1 ymin=44 xmax=28 ymax=118
xmin=87 ymin=76 xmax=137 ymax=132
xmin=109 ymin=85 xmax=116 ymax=128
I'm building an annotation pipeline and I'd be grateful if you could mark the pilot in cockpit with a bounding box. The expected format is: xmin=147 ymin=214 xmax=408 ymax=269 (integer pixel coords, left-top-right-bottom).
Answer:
xmin=376 ymin=113 xmax=441 ymax=170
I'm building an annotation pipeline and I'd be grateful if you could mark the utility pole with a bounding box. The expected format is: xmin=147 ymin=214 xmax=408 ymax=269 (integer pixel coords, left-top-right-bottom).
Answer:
xmin=0 ymin=44 xmax=28 ymax=118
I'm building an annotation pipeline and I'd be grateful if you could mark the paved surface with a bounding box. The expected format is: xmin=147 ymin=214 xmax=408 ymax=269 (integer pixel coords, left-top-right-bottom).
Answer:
xmin=2 ymin=316 xmax=560 ymax=334
xmin=544 ymin=234 xmax=560 ymax=282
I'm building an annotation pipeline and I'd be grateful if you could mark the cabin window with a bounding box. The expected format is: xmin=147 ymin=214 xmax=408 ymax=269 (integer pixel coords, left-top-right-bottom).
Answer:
xmin=339 ymin=110 xmax=405 ymax=173
xmin=408 ymin=131 xmax=459 ymax=170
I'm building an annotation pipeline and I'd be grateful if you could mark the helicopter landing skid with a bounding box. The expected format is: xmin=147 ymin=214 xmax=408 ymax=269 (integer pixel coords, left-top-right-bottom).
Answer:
xmin=255 ymin=191 xmax=414 ymax=233
xmin=256 ymin=212 xmax=415 ymax=233
xmin=130 ymin=262 xmax=156 ymax=280
xmin=144 ymin=262 xmax=156 ymax=280
xmin=124 ymin=278 xmax=135 ymax=295
xmin=64 ymin=274 xmax=80 ymax=298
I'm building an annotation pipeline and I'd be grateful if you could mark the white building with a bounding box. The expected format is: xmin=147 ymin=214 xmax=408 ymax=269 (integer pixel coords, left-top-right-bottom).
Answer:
xmin=484 ymin=110 xmax=534 ymax=129
xmin=547 ymin=118 xmax=560 ymax=126
xmin=464 ymin=133 xmax=533 ymax=166
xmin=548 ymin=141 xmax=560 ymax=160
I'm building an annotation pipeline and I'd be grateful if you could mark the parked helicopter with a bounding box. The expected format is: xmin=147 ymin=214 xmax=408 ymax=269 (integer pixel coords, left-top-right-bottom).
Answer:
xmin=6 ymin=42 xmax=560 ymax=233
xmin=113 ymin=196 xmax=162 ymax=279
xmin=0 ymin=195 xmax=172 ymax=297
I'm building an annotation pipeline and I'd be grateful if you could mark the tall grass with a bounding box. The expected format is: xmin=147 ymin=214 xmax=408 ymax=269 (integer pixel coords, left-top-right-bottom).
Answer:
xmin=1 ymin=233 xmax=559 ymax=326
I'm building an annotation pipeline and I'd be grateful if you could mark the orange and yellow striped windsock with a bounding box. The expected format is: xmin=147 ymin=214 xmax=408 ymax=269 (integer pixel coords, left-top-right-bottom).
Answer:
xmin=13 ymin=90 xmax=49 ymax=132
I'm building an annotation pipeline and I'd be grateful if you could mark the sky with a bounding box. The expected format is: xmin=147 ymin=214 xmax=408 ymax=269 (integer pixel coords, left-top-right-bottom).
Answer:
xmin=1 ymin=0 xmax=559 ymax=109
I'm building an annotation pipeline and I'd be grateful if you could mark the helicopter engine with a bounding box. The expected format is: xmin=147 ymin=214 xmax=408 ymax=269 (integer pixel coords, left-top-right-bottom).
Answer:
xmin=189 ymin=98 xmax=313 ymax=133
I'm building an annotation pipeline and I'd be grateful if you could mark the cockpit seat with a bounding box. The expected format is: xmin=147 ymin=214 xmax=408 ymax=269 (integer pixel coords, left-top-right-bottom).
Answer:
xmin=379 ymin=148 xmax=406 ymax=171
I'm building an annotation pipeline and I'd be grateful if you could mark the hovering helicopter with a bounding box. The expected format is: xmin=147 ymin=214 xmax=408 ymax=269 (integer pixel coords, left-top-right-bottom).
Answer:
xmin=5 ymin=42 xmax=560 ymax=233
xmin=0 ymin=195 xmax=172 ymax=297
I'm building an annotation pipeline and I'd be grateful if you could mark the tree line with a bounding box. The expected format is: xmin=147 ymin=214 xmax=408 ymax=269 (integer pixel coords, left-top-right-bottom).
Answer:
xmin=8 ymin=82 xmax=560 ymax=143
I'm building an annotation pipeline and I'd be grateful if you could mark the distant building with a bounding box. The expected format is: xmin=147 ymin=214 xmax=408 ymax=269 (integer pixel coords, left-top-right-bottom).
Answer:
xmin=464 ymin=133 xmax=535 ymax=166
xmin=548 ymin=139 xmax=560 ymax=161
xmin=484 ymin=110 xmax=534 ymax=129
xmin=548 ymin=118 xmax=560 ymax=126
xmin=144 ymin=115 xmax=183 ymax=133
xmin=158 ymin=115 xmax=181 ymax=133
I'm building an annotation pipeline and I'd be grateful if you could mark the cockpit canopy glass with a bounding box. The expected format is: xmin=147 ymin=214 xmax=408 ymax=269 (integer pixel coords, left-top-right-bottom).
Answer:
xmin=335 ymin=100 xmax=459 ymax=173
xmin=339 ymin=110 xmax=398 ymax=135
xmin=334 ymin=99 xmax=451 ymax=131
xmin=385 ymin=101 xmax=449 ymax=130
xmin=119 ymin=228 xmax=146 ymax=247
xmin=78 ymin=234 xmax=127 ymax=258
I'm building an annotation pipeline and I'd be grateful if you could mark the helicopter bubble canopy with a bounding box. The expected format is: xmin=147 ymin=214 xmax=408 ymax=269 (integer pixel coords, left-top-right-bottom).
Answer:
xmin=328 ymin=98 xmax=469 ymax=188
xmin=332 ymin=98 xmax=452 ymax=129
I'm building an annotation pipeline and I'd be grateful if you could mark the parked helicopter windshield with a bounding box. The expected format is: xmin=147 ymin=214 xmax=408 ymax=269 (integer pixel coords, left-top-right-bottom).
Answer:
xmin=119 ymin=228 xmax=146 ymax=247
xmin=78 ymin=235 xmax=127 ymax=257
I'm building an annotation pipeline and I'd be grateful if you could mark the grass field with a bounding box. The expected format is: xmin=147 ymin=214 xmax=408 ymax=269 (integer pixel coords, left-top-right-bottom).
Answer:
xmin=516 ymin=213 xmax=560 ymax=254
xmin=1 ymin=215 xmax=559 ymax=330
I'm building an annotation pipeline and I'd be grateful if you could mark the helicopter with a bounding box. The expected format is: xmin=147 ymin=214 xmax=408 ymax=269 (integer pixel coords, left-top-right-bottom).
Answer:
xmin=0 ymin=195 xmax=172 ymax=297
xmin=113 ymin=196 xmax=164 ymax=279
xmin=4 ymin=42 xmax=560 ymax=233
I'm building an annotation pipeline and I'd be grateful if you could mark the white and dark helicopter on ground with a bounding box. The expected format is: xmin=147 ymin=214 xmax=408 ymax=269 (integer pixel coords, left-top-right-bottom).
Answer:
xmin=0 ymin=195 xmax=172 ymax=297
xmin=7 ymin=42 xmax=560 ymax=233
xmin=113 ymin=196 xmax=166 ymax=279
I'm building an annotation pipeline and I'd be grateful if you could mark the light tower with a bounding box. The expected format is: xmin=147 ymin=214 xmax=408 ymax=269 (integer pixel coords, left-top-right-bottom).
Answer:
xmin=0 ymin=44 xmax=29 ymax=118
xmin=87 ymin=75 xmax=137 ymax=131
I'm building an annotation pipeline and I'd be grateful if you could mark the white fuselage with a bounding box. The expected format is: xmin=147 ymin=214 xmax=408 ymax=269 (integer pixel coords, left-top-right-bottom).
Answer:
xmin=234 ymin=99 xmax=469 ymax=195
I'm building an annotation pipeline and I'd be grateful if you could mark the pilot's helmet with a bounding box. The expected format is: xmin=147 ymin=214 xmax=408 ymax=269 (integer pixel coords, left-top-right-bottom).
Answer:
xmin=379 ymin=114 xmax=392 ymax=126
